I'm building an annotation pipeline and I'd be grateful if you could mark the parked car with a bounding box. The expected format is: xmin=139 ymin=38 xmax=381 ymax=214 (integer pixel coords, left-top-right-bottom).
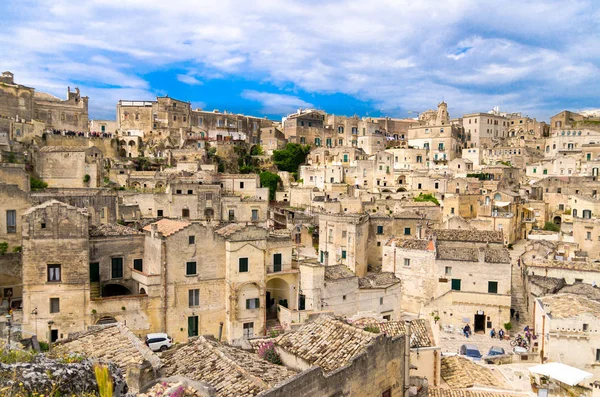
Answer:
xmin=459 ymin=344 xmax=482 ymax=360
xmin=145 ymin=333 xmax=172 ymax=352
xmin=486 ymin=346 xmax=506 ymax=356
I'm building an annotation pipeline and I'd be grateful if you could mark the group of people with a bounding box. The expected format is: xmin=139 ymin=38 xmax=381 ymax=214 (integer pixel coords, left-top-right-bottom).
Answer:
xmin=489 ymin=328 xmax=505 ymax=339
xmin=49 ymin=129 xmax=113 ymax=138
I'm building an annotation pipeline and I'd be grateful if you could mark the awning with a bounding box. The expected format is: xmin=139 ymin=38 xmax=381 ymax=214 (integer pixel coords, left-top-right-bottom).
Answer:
xmin=525 ymin=207 xmax=535 ymax=211
xmin=529 ymin=362 xmax=593 ymax=386
xmin=494 ymin=201 xmax=511 ymax=207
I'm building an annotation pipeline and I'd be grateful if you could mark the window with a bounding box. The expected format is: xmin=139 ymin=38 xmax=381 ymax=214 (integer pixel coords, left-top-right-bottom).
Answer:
xmin=188 ymin=316 xmax=199 ymax=337
xmin=273 ymin=253 xmax=282 ymax=272
xmin=382 ymin=388 xmax=392 ymax=397
xmin=182 ymin=208 xmax=190 ymax=218
xmin=377 ymin=242 xmax=381 ymax=246
xmin=488 ymin=281 xmax=498 ymax=294
xmin=5 ymin=210 xmax=17 ymax=233
xmin=189 ymin=289 xmax=200 ymax=307
xmin=240 ymin=181 xmax=245 ymax=189
xmin=189 ymin=235 xmax=195 ymax=245
xmin=583 ymin=210 xmax=592 ymax=219
xmin=133 ymin=259 xmax=143 ymax=272
xmin=377 ymin=225 xmax=384 ymax=235
xmin=343 ymin=295 xmax=347 ymax=301
xmin=587 ymin=232 xmax=592 ymax=240
xmin=228 ymin=209 xmax=235 ymax=221
xmin=47 ymin=264 xmax=61 ymax=282
xmin=251 ymin=209 xmax=259 ymax=221
xmin=243 ymin=322 xmax=254 ymax=338
xmin=451 ymin=279 xmax=461 ymax=291
xmin=157 ymin=209 xmax=163 ymax=217
xmin=50 ymin=298 xmax=60 ymax=314
xmin=404 ymin=258 xmax=410 ymax=267
xmin=246 ymin=298 xmax=260 ymax=309
xmin=451 ymin=207 xmax=455 ymax=214
xmin=239 ymin=257 xmax=249 ymax=272
xmin=341 ymin=250 xmax=347 ymax=259
xmin=187 ymin=189 xmax=193 ymax=195
xmin=445 ymin=266 xmax=452 ymax=276
xmin=583 ymin=323 xmax=589 ymax=332
xmin=186 ymin=261 xmax=197 ymax=276
xmin=111 ymin=258 xmax=123 ymax=278
xmin=173 ymin=115 xmax=177 ymax=121
xmin=404 ymin=227 xmax=411 ymax=236
xmin=380 ymin=297 xmax=384 ymax=305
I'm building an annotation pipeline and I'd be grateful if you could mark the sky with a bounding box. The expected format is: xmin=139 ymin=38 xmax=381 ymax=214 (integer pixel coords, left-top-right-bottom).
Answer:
xmin=1 ymin=0 xmax=599 ymax=122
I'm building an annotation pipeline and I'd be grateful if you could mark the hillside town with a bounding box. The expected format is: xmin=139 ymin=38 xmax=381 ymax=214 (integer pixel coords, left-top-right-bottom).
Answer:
xmin=2 ymin=70 xmax=600 ymax=397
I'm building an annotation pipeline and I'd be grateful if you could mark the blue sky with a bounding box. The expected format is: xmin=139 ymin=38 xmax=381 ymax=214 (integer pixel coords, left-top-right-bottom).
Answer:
xmin=1 ymin=0 xmax=599 ymax=122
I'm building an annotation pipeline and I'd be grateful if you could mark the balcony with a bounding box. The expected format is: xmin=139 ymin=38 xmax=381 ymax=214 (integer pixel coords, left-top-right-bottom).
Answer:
xmin=267 ymin=263 xmax=298 ymax=275
xmin=492 ymin=211 xmax=514 ymax=218
xmin=523 ymin=217 xmax=536 ymax=223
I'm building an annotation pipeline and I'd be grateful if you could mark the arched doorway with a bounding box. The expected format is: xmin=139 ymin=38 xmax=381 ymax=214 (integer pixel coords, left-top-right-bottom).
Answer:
xmin=266 ymin=278 xmax=291 ymax=320
xmin=103 ymin=283 xmax=132 ymax=297
xmin=553 ymin=216 xmax=562 ymax=225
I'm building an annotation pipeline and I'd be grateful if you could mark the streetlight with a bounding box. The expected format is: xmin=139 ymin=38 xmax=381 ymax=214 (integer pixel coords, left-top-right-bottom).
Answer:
xmin=31 ymin=308 xmax=38 ymax=337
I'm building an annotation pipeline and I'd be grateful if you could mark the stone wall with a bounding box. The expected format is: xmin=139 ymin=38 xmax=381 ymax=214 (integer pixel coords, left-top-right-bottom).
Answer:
xmin=30 ymin=189 xmax=118 ymax=226
xmin=41 ymin=134 xmax=119 ymax=158
xmin=0 ymin=252 xmax=23 ymax=301
xmin=264 ymin=334 xmax=405 ymax=397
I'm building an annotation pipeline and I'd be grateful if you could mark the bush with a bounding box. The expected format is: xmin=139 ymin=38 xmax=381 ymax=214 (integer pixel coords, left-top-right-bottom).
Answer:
xmin=38 ymin=341 xmax=49 ymax=352
xmin=12 ymin=246 xmax=22 ymax=253
xmin=273 ymin=143 xmax=310 ymax=174
xmin=250 ymin=145 xmax=264 ymax=156
xmin=543 ymin=222 xmax=560 ymax=232
xmin=0 ymin=242 xmax=8 ymax=255
xmin=364 ymin=325 xmax=380 ymax=333
xmin=414 ymin=193 xmax=440 ymax=206
xmin=83 ymin=174 xmax=91 ymax=183
xmin=504 ymin=322 xmax=513 ymax=331
xmin=30 ymin=177 xmax=48 ymax=190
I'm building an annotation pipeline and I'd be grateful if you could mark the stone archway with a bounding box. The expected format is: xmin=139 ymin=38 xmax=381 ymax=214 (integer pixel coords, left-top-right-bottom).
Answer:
xmin=553 ymin=216 xmax=562 ymax=225
xmin=102 ymin=283 xmax=132 ymax=297
xmin=266 ymin=278 xmax=291 ymax=320
xmin=96 ymin=316 xmax=117 ymax=325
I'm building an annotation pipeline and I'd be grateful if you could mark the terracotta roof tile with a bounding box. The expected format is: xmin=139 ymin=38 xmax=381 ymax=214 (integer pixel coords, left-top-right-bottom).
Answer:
xmin=324 ymin=265 xmax=356 ymax=280
xmin=434 ymin=229 xmax=503 ymax=243
xmin=358 ymin=272 xmax=401 ymax=289
xmin=429 ymin=388 xmax=525 ymax=397
xmin=441 ymin=356 xmax=507 ymax=389
xmin=275 ymin=315 xmax=376 ymax=373
xmin=143 ymin=219 xmax=190 ymax=237
xmin=538 ymin=293 xmax=600 ymax=318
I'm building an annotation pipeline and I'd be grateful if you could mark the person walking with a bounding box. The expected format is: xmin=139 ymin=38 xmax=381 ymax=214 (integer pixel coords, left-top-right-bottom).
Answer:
xmin=515 ymin=311 xmax=520 ymax=322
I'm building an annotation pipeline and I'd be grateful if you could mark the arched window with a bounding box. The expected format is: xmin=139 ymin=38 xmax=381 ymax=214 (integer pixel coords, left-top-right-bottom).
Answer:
xmin=494 ymin=193 xmax=502 ymax=201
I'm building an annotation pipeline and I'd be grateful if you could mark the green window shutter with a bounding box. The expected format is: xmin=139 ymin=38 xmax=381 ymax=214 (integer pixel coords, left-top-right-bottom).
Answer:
xmin=255 ymin=298 xmax=260 ymax=308
xmin=341 ymin=250 xmax=347 ymax=259
xmin=451 ymin=279 xmax=461 ymax=291
xmin=273 ymin=254 xmax=282 ymax=272
xmin=239 ymin=258 xmax=249 ymax=272
xmin=488 ymin=281 xmax=498 ymax=294
xmin=186 ymin=261 xmax=197 ymax=275
xmin=111 ymin=258 xmax=123 ymax=278
xmin=404 ymin=228 xmax=411 ymax=235
xmin=133 ymin=259 xmax=143 ymax=272
xmin=188 ymin=316 xmax=198 ymax=337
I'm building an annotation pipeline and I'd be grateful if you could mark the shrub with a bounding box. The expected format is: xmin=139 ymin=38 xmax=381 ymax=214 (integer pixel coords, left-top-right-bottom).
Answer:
xmin=83 ymin=174 xmax=91 ymax=183
xmin=94 ymin=364 xmax=114 ymax=397
xmin=260 ymin=171 xmax=281 ymax=201
xmin=38 ymin=341 xmax=49 ymax=352
xmin=257 ymin=341 xmax=282 ymax=365
xmin=30 ymin=177 xmax=48 ymax=190
xmin=364 ymin=325 xmax=380 ymax=333
xmin=504 ymin=322 xmax=513 ymax=331
xmin=12 ymin=246 xmax=21 ymax=253
xmin=414 ymin=193 xmax=440 ymax=206
xmin=543 ymin=222 xmax=560 ymax=232
xmin=273 ymin=143 xmax=310 ymax=174
xmin=0 ymin=242 xmax=8 ymax=255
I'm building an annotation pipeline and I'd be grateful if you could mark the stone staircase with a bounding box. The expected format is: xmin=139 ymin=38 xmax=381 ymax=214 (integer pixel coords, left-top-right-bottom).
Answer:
xmin=509 ymin=241 xmax=530 ymax=333
xmin=90 ymin=282 xmax=101 ymax=300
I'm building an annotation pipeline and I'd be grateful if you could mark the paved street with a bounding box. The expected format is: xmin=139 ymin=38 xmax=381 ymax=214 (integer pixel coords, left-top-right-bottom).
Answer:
xmin=439 ymin=328 xmax=514 ymax=355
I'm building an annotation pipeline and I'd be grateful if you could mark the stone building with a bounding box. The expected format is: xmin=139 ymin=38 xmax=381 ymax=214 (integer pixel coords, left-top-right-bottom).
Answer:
xmin=33 ymin=87 xmax=89 ymax=132
xmin=0 ymin=71 xmax=34 ymax=122
xmin=382 ymin=230 xmax=511 ymax=332
xmin=319 ymin=213 xmax=369 ymax=277
xmin=35 ymin=146 xmax=104 ymax=188
xmin=533 ymin=294 xmax=600 ymax=383
xmin=462 ymin=111 xmax=509 ymax=148
xmin=0 ymin=164 xmax=31 ymax=248
xmin=282 ymin=109 xmax=327 ymax=146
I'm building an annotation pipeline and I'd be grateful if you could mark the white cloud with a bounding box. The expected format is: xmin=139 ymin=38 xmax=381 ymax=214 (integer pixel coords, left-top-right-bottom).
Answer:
xmin=176 ymin=74 xmax=203 ymax=85
xmin=1 ymin=0 xmax=599 ymax=119
xmin=241 ymin=90 xmax=313 ymax=115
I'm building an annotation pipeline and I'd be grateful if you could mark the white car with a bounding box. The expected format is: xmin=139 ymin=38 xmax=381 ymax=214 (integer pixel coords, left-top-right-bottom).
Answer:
xmin=145 ymin=333 xmax=172 ymax=352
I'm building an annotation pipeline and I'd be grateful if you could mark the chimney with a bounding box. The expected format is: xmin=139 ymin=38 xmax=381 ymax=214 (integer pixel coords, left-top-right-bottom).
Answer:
xmin=478 ymin=246 xmax=486 ymax=263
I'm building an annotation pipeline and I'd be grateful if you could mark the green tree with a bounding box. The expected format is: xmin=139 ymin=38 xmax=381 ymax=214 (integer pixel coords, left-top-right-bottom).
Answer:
xmin=260 ymin=171 xmax=281 ymax=201
xmin=251 ymin=145 xmax=264 ymax=156
xmin=273 ymin=143 xmax=310 ymax=174
xmin=413 ymin=193 xmax=440 ymax=206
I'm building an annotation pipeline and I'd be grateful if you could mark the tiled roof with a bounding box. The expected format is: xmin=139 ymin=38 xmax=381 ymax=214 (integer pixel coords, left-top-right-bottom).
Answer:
xmin=538 ymin=293 xmax=600 ymax=318
xmin=437 ymin=247 xmax=479 ymax=262
xmin=441 ymin=356 xmax=507 ymax=389
xmin=214 ymin=223 xmax=248 ymax=237
xmin=376 ymin=319 xmax=434 ymax=348
xmin=358 ymin=272 xmax=401 ymax=289
xmin=55 ymin=323 xmax=161 ymax=373
xmin=558 ymin=283 xmax=600 ymax=301
xmin=429 ymin=389 xmax=525 ymax=397
xmin=484 ymin=248 xmax=511 ymax=263
xmin=22 ymin=199 xmax=88 ymax=216
xmin=161 ymin=336 xmax=296 ymax=397
xmin=526 ymin=259 xmax=600 ymax=272
xmin=89 ymin=223 xmax=142 ymax=237
xmin=324 ymin=265 xmax=356 ymax=280
xmin=528 ymin=275 xmax=565 ymax=291
xmin=143 ymin=219 xmax=190 ymax=237
xmin=389 ymin=238 xmax=431 ymax=250
xmin=275 ymin=315 xmax=376 ymax=373
xmin=434 ymin=230 xmax=503 ymax=243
